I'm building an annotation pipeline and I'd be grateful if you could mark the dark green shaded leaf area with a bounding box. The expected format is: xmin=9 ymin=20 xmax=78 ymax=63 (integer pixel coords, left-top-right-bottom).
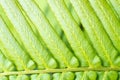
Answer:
xmin=0 ymin=0 xmax=120 ymax=80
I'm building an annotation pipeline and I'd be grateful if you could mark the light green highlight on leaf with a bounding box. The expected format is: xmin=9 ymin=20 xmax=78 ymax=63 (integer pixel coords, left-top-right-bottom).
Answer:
xmin=17 ymin=0 xmax=79 ymax=68
xmin=0 ymin=17 xmax=35 ymax=70
xmin=0 ymin=0 xmax=58 ymax=69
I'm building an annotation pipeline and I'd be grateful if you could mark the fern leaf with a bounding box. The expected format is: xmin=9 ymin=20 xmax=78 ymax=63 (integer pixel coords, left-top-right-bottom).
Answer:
xmin=70 ymin=0 xmax=120 ymax=67
xmin=89 ymin=0 xmax=120 ymax=53
xmin=16 ymin=0 xmax=79 ymax=68
xmin=0 ymin=0 xmax=120 ymax=80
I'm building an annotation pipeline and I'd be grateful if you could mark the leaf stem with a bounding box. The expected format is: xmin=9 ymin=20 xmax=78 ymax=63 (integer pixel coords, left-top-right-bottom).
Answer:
xmin=0 ymin=67 xmax=120 ymax=76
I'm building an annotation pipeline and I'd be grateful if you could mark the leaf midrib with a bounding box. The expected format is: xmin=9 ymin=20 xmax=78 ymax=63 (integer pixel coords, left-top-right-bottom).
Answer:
xmin=0 ymin=67 xmax=120 ymax=76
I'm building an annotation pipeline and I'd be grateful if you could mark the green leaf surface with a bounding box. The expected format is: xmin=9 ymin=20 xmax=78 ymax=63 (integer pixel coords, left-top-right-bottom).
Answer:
xmin=0 ymin=0 xmax=58 ymax=69
xmin=0 ymin=0 xmax=120 ymax=80
xmin=16 ymin=0 xmax=79 ymax=68
xmin=48 ymin=0 xmax=101 ymax=67
xmin=70 ymin=0 xmax=120 ymax=67
xmin=89 ymin=0 xmax=120 ymax=53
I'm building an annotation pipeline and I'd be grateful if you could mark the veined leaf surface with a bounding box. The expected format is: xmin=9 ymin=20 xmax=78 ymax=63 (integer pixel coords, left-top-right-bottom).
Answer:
xmin=0 ymin=0 xmax=120 ymax=80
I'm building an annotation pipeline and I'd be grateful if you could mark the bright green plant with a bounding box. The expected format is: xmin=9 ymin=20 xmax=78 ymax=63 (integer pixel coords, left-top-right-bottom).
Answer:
xmin=0 ymin=0 xmax=120 ymax=80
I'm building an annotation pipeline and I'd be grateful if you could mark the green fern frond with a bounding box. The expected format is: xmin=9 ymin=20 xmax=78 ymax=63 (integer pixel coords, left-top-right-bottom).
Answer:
xmin=0 ymin=0 xmax=120 ymax=80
